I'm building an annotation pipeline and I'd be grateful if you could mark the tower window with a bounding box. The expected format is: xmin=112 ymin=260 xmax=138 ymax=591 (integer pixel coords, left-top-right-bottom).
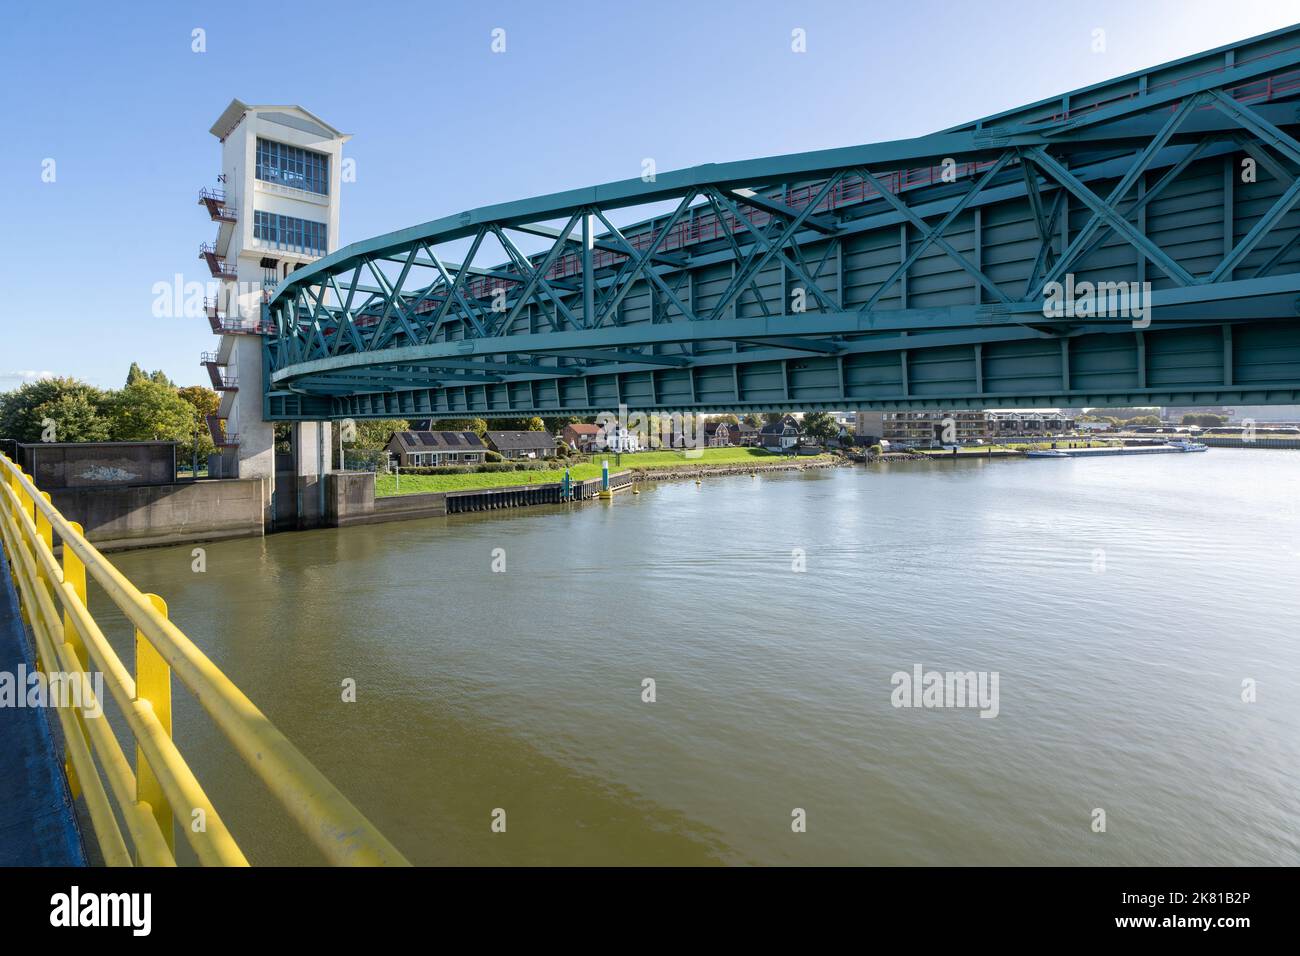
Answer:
xmin=253 ymin=210 xmax=328 ymax=255
xmin=255 ymin=138 xmax=329 ymax=195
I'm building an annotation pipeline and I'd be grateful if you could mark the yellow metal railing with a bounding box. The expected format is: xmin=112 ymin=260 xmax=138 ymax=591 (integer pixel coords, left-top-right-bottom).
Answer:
xmin=0 ymin=453 xmax=409 ymax=866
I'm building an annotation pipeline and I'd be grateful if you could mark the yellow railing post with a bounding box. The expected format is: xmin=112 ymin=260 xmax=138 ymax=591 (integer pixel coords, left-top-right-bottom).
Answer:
xmin=135 ymin=594 xmax=175 ymax=857
xmin=5 ymin=463 xmax=18 ymax=525
xmin=3 ymin=459 xmax=16 ymax=581
xmin=0 ymin=462 xmax=9 ymax=599
xmin=15 ymin=474 xmax=33 ymax=634
xmin=18 ymin=470 xmax=34 ymax=519
xmin=62 ymin=520 xmax=90 ymax=800
xmin=11 ymin=466 xmax=25 ymax=527
xmin=35 ymin=493 xmax=53 ymax=626
xmin=61 ymin=520 xmax=88 ymax=669
xmin=35 ymin=492 xmax=52 ymax=565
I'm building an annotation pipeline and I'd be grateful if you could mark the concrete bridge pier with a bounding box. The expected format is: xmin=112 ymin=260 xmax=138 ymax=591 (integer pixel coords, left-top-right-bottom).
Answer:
xmin=210 ymin=333 xmax=277 ymax=529
xmin=219 ymin=411 xmax=331 ymax=533
xmin=287 ymin=421 xmax=332 ymax=530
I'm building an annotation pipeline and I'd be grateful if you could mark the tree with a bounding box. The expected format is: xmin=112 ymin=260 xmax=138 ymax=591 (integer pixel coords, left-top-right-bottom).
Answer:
xmin=1127 ymin=415 xmax=1162 ymax=427
xmin=125 ymin=363 xmax=175 ymax=388
xmin=335 ymin=418 xmax=408 ymax=471
xmin=176 ymin=385 xmax=219 ymax=468
xmin=359 ymin=419 xmax=402 ymax=447
xmin=708 ymin=414 xmax=739 ymax=425
xmin=350 ymin=418 xmax=409 ymax=449
xmin=105 ymin=379 xmax=196 ymax=443
xmin=1096 ymin=406 xmax=1161 ymax=421
xmin=762 ymin=412 xmax=786 ymax=425
xmin=801 ymin=410 xmax=839 ymax=445
xmin=484 ymin=416 xmax=546 ymax=432
xmin=541 ymin=415 xmax=583 ymax=435
xmin=436 ymin=418 xmax=488 ymax=437
xmin=177 ymin=385 xmax=219 ymax=419
xmin=1181 ymin=413 xmax=1226 ymax=427
xmin=0 ymin=377 xmax=111 ymax=442
xmin=742 ymin=414 xmax=762 ymax=428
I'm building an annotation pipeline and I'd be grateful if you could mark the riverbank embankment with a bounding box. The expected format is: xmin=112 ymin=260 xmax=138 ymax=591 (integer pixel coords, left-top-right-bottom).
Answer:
xmin=626 ymin=456 xmax=842 ymax=481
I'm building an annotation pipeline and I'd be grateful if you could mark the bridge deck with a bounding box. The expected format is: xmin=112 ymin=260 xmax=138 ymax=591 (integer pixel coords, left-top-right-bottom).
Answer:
xmin=0 ymin=548 xmax=85 ymax=866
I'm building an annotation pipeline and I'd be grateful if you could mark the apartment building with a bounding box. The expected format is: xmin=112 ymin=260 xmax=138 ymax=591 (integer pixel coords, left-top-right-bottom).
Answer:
xmin=883 ymin=410 xmax=991 ymax=445
xmin=881 ymin=409 xmax=1075 ymax=446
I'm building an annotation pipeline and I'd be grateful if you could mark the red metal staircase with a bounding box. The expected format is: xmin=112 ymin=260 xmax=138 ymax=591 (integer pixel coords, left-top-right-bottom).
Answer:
xmin=206 ymin=414 xmax=238 ymax=448
xmin=199 ymin=352 xmax=237 ymax=392
xmin=199 ymin=242 xmax=238 ymax=280
xmin=197 ymin=186 xmax=237 ymax=223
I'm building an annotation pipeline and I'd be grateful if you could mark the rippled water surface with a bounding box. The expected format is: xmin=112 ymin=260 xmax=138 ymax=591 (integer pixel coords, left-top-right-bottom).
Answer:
xmin=105 ymin=449 xmax=1300 ymax=865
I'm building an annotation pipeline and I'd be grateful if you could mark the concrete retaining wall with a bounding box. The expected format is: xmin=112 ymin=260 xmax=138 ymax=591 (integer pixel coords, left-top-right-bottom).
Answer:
xmin=326 ymin=470 xmax=381 ymax=526
xmin=48 ymin=479 xmax=265 ymax=552
xmin=20 ymin=441 xmax=176 ymax=490
xmin=325 ymin=470 xmax=634 ymax=527
xmin=374 ymin=490 xmax=447 ymax=521
xmin=1200 ymin=436 xmax=1300 ymax=448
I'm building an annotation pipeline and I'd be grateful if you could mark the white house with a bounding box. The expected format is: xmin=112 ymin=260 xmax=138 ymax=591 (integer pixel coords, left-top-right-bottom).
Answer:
xmin=598 ymin=424 xmax=642 ymax=453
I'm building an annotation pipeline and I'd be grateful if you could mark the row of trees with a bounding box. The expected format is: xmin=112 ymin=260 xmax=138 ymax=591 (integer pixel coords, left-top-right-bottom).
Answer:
xmin=1077 ymin=412 xmax=1228 ymax=428
xmin=1080 ymin=414 xmax=1163 ymax=427
xmin=0 ymin=365 xmax=220 ymax=466
xmin=1079 ymin=407 xmax=1162 ymax=421
xmin=1180 ymin=413 xmax=1228 ymax=427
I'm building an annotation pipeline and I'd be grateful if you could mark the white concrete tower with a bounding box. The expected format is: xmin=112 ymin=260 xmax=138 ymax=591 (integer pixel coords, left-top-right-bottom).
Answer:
xmin=199 ymin=101 xmax=349 ymax=526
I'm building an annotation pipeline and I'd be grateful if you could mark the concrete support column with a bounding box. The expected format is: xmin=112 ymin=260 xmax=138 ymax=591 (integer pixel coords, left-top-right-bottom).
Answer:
xmin=224 ymin=334 xmax=275 ymax=528
xmin=292 ymin=421 xmax=332 ymax=529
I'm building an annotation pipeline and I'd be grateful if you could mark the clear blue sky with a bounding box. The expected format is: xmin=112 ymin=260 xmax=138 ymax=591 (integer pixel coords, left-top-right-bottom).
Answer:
xmin=0 ymin=0 xmax=1294 ymax=391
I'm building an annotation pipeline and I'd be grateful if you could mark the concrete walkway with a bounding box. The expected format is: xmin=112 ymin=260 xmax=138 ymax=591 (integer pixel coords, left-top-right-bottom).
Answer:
xmin=0 ymin=548 xmax=86 ymax=866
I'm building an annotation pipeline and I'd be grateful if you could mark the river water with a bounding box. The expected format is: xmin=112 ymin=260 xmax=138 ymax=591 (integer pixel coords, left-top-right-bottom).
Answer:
xmin=102 ymin=449 xmax=1300 ymax=865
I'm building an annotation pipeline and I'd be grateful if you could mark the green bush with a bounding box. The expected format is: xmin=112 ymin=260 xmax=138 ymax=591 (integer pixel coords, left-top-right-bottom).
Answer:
xmin=390 ymin=460 xmax=569 ymax=480
xmin=398 ymin=460 xmax=536 ymax=475
xmin=343 ymin=448 xmax=391 ymax=473
xmin=398 ymin=465 xmax=475 ymax=476
xmin=485 ymin=450 xmax=503 ymax=463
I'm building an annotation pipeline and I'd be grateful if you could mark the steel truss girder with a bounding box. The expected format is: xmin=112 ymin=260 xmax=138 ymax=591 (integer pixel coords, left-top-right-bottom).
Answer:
xmin=270 ymin=271 xmax=1300 ymax=388
xmin=271 ymin=128 xmax=1289 ymax=354
xmin=275 ymin=123 xmax=1296 ymax=369
xmin=262 ymin=25 xmax=1300 ymax=416
xmin=288 ymin=314 xmax=1300 ymax=420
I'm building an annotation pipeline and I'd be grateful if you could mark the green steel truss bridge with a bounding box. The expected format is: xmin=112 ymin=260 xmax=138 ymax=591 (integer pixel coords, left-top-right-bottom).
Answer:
xmin=264 ymin=25 xmax=1300 ymax=420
